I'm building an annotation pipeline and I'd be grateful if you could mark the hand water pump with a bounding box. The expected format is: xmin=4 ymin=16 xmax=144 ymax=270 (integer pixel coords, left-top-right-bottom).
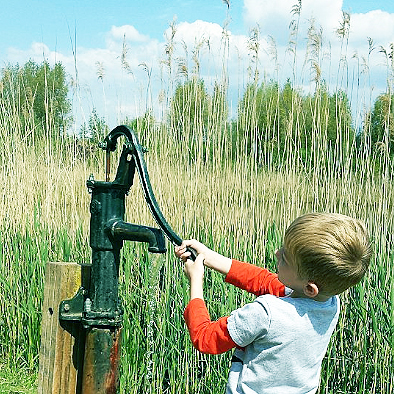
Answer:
xmin=59 ymin=125 xmax=195 ymax=393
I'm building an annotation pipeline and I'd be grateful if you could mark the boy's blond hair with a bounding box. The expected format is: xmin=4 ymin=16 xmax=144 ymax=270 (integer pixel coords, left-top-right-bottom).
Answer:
xmin=284 ymin=213 xmax=372 ymax=295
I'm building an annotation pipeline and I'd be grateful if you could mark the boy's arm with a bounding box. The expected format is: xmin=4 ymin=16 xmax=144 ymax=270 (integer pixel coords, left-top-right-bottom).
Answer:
xmin=225 ymin=259 xmax=286 ymax=297
xmin=184 ymin=298 xmax=238 ymax=354
xmin=183 ymin=254 xmax=238 ymax=354
xmin=175 ymin=239 xmax=232 ymax=275
xmin=176 ymin=240 xmax=285 ymax=297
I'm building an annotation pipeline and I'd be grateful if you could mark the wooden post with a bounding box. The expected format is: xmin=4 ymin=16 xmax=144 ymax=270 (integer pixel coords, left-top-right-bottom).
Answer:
xmin=38 ymin=262 xmax=85 ymax=394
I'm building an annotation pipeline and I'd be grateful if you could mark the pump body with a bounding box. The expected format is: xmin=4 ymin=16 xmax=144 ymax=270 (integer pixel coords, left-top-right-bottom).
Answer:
xmin=60 ymin=126 xmax=168 ymax=393
xmin=59 ymin=125 xmax=196 ymax=393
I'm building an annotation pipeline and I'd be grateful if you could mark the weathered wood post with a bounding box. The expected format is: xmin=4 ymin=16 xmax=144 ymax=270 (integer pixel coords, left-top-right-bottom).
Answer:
xmin=38 ymin=262 xmax=85 ymax=394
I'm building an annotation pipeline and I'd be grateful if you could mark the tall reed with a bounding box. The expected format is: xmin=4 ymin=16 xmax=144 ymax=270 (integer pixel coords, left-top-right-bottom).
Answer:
xmin=1 ymin=6 xmax=393 ymax=394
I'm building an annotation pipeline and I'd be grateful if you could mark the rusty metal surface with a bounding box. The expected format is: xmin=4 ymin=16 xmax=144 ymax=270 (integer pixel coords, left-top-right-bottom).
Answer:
xmin=82 ymin=327 xmax=122 ymax=394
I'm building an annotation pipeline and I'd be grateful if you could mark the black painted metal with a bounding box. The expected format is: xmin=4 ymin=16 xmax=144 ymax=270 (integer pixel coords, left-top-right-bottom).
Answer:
xmin=102 ymin=125 xmax=184 ymax=245
xmin=102 ymin=125 xmax=197 ymax=258
xmin=85 ymin=127 xmax=169 ymax=327
xmin=59 ymin=125 xmax=196 ymax=393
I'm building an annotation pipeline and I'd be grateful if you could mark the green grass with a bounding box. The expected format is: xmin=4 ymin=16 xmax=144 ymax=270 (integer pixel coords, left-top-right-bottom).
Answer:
xmin=0 ymin=363 xmax=37 ymax=394
xmin=0 ymin=210 xmax=392 ymax=393
xmin=0 ymin=122 xmax=393 ymax=393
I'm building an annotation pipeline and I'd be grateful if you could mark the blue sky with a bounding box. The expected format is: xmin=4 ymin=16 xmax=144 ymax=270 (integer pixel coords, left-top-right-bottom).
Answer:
xmin=1 ymin=1 xmax=237 ymax=59
xmin=2 ymin=1 xmax=394 ymax=129
xmin=2 ymin=1 xmax=393 ymax=55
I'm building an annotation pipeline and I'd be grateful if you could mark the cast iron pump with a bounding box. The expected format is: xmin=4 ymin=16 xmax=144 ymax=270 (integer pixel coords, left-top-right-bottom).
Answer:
xmin=59 ymin=125 xmax=195 ymax=393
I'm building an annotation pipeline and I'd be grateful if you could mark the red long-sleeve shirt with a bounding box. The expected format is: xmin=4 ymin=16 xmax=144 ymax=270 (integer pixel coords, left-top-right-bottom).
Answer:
xmin=183 ymin=259 xmax=285 ymax=354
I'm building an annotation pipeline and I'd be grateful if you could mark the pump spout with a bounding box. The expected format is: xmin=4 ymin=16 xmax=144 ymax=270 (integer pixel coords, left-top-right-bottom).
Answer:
xmin=107 ymin=219 xmax=167 ymax=254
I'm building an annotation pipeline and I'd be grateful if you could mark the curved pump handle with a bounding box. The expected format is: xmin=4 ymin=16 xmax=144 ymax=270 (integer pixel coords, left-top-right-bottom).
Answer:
xmin=100 ymin=125 xmax=197 ymax=261
xmin=101 ymin=125 xmax=134 ymax=152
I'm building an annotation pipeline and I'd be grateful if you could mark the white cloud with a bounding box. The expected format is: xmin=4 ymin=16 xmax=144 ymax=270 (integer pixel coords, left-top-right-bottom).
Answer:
xmin=349 ymin=10 xmax=394 ymax=46
xmin=163 ymin=19 xmax=228 ymax=65
xmin=175 ymin=20 xmax=224 ymax=44
xmin=300 ymin=0 xmax=343 ymax=35
xmin=244 ymin=0 xmax=291 ymax=27
xmin=7 ymin=42 xmax=71 ymax=66
xmin=241 ymin=0 xmax=394 ymax=65
xmin=108 ymin=25 xmax=150 ymax=43
xmin=241 ymin=0 xmax=388 ymax=72
xmin=243 ymin=0 xmax=344 ymax=43
xmin=6 ymin=30 xmax=162 ymax=129
xmin=243 ymin=0 xmax=293 ymax=44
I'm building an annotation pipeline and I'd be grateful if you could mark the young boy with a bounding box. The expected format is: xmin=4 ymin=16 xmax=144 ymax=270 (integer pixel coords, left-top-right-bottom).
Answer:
xmin=175 ymin=213 xmax=371 ymax=394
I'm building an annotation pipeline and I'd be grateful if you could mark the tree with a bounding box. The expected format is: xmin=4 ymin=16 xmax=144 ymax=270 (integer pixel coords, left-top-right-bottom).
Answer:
xmin=0 ymin=59 xmax=71 ymax=138
xmin=168 ymin=78 xmax=212 ymax=162
xmin=237 ymin=79 xmax=301 ymax=165
xmin=236 ymin=79 xmax=354 ymax=170
xmin=123 ymin=111 xmax=155 ymax=146
xmin=369 ymin=93 xmax=394 ymax=156
xmin=169 ymin=78 xmax=210 ymax=141
xmin=80 ymin=108 xmax=109 ymax=144
xmin=300 ymin=84 xmax=354 ymax=172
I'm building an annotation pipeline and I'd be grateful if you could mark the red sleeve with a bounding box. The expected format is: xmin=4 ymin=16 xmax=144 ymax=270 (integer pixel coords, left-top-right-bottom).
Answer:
xmin=225 ymin=259 xmax=286 ymax=297
xmin=183 ymin=298 xmax=239 ymax=354
xmin=183 ymin=261 xmax=285 ymax=354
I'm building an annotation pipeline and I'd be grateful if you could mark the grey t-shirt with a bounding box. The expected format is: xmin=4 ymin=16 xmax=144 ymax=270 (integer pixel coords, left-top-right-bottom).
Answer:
xmin=226 ymin=294 xmax=340 ymax=394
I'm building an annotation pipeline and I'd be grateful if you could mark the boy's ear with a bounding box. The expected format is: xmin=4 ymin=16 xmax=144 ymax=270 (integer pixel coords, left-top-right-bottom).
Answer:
xmin=304 ymin=282 xmax=319 ymax=298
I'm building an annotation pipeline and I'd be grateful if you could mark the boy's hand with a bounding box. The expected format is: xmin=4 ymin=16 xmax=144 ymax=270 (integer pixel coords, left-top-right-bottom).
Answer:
xmin=184 ymin=253 xmax=205 ymax=300
xmin=175 ymin=239 xmax=208 ymax=261
xmin=184 ymin=253 xmax=205 ymax=282
xmin=175 ymin=239 xmax=232 ymax=276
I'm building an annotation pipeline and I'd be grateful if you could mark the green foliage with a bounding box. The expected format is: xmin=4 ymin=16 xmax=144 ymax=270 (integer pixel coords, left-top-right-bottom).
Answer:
xmin=0 ymin=60 xmax=72 ymax=138
xmin=80 ymin=108 xmax=109 ymax=144
xmin=369 ymin=93 xmax=394 ymax=155
xmin=356 ymin=93 xmax=394 ymax=174
xmin=236 ymin=79 xmax=354 ymax=171
xmin=168 ymin=78 xmax=229 ymax=163
xmin=0 ymin=364 xmax=37 ymax=393
xmin=169 ymin=78 xmax=210 ymax=140
xmin=123 ymin=111 xmax=156 ymax=146
xmin=301 ymin=84 xmax=354 ymax=172
xmin=0 ymin=218 xmax=88 ymax=372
